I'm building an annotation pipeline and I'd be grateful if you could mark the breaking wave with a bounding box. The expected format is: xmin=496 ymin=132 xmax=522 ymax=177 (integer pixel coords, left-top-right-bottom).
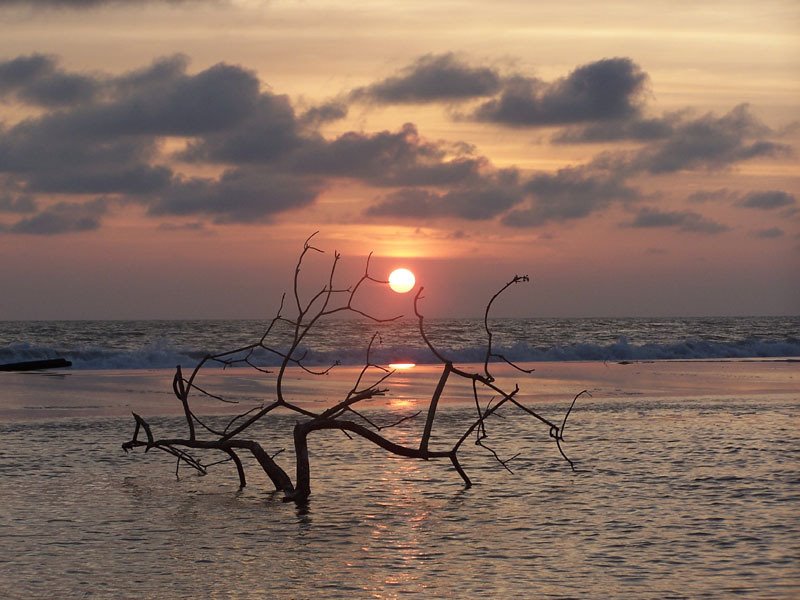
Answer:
xmin=2 ymin=336 xmax=798 ymax=371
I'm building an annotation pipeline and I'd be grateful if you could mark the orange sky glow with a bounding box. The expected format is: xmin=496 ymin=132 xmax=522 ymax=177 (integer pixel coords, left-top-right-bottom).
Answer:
xmin=0 ymin=0 xmax=798 ymax=319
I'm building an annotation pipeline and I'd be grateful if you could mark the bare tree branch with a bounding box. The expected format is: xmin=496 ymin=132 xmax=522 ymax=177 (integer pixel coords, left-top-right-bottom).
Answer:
xmin=122 ymin=236 xmax=588 ymax=503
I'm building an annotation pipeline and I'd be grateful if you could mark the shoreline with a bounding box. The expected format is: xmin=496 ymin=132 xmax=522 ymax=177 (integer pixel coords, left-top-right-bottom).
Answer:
xmin=1 ymin=358 xmax=797 ymax=422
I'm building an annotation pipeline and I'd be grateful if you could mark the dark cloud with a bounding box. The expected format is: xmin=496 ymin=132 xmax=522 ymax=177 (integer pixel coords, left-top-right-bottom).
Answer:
xmin=0 ymin=55 xmax=262 ymax=144
xmin=148 ymin=168 xmax=321 ymax=223
xmin=739 ymin=190 xmax=796 ymax=210
xmin=633 ymin=105 xmax=790 ymax=173
xmin=687 ymin=188 xmax=736 ymax=204
xmin=501 ymin=167 xmax=639 ymax=227
xmin=365 ymin=168 xmax=523 ymax=220
xmin=0 ymin=56 xmax=261 ymax=140
xmin=365 ymin=188 xmax=446 ymax=219
xmin=179 ymin=94 xmax=300 ymax=163
xmin=552 ymin=105 xmax=791 ymax=177
xmin=0 ymin=54 xmax=98 ymax=107
xmin=292 ymin=123 xmax=485 ymax=187
xmin=569 ymin=105 xmax=792 ymax=175
xmin=1 ymin=51 xmax=794 ymax=235
xmin=4 ymin=199 xmax=107 ymax=235
xmin=0 ymin=54 xmax=53 ymax=87
xmin=552 ymin=115 xmax=675 ymax=144
xmin=475 ymin=58 xmax=647 ymax=126
xmin=32 ymin=164 xmax=173 ymax=195
xmin=301 ymin=124 xmax=441 ymax=178
xmin=1 ymin=54 xmax=501 ymax=228
xmin=0 ymin=192 xmax=36 ymax=213
xmin=88 ymin=61 xmax=261 ymax=136
xmin=351 ymin=53 xmax=502 ymax=104
xmin=169 ymin=98 xmax=486 ymax=188
xmin=625 ymin=207 xmax=729 ymax=234
xmin=21 ymin=71 xmax=98 ymax=107
xmin=753 ymin=227 xmax=784 ymax=239
xmin=0 ymin=56 xmax=266 ymax=198
xmin=0 ymin=119 xmax=169 ymax=195
xmin=112 ymin=54 xmax=189 ymax=93
xmin=299 ymin=101 xmax=348 ymax=127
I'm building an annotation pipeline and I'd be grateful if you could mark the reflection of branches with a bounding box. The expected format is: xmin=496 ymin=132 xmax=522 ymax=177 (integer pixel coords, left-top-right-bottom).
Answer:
xmin=123 ymin=235 xmax=586 ymax=503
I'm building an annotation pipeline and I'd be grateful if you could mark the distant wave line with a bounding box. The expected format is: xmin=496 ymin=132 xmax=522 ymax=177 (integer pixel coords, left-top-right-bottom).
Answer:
xmin=2 ymin=337 xmax=798 ymax=370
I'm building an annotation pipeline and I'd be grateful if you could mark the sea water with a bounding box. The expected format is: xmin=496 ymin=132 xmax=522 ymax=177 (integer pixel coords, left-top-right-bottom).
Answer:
xmin=0 ymin=392 xmax=797 ymax=598
xmin=1 ymin=316 xmax=799 ymax=369
xmin=0 ymin=318 xmax=798 ymax=598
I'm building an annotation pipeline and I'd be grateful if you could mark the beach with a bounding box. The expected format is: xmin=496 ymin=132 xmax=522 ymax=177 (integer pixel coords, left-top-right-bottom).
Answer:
xmin=1 ymin=359 xmax=798 ymax=598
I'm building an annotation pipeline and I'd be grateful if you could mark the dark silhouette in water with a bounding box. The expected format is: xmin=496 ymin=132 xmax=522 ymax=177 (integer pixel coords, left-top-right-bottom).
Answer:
xmin=0 ymin=358 xmax=71 ymax=371
xmin=122 ymin=233 xmax=583 ymax=502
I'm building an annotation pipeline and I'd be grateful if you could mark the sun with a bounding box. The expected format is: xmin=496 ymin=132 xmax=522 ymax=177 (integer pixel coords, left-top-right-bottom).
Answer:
xmin=388 ymin=268 xmax=416 ymax=293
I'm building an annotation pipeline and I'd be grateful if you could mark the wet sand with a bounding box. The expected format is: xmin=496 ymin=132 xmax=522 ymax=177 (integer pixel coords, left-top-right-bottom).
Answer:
xmin=1 ymin=359 xmax=797 ymax=422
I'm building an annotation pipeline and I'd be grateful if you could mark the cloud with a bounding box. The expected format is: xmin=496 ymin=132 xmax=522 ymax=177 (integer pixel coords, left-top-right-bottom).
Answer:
xmin=1 ymin=53 xmax=508 ymax=229
xmin=633 ymin=105 xmax=790 ymax=173
xmin=364 ymin=152 xmax=646 ymax=227
xmin=147 ymin=168 xmax=321 ymax=223
xmin=0 ymin=192 xmax=36 ymax=213
xmin=178 ymin=93 xmax=492 ymax=189
xmin=351 ymin=53 xmax=502 ymax=104
xmin=4 ymin=199 xmax=107 ymax=235
xmin=33 ymin=164 xmax=174 ymax=195
xmin=0 ymin=55 xmax=261 ymax=141
xmin=0 ymin=54 xmax=99 ymax=107
xmin=1 ymin=51 xmax=794 ymax=236
xmin=687 ymin=188 xmax=737 ymax=204
xmin=501 ymin=166 xmax=639 ymax=227
xmin=0 ymin=119 xmax=170 ymax=195
xmin=625 ymin=207 xmax=729 ymax=233
xmin=299 ymin=101 xmax=348 ymax=127
xmin=553 ymin=115 xmax=678 ymax=144
xmin=0 ymin=54 xmax=51 ymax=86
xmin=753 ymin=227 xmax=784 ymax=239
xmin=475 ymin=58 xmax=647 ymax=126
xmin=112 ymin=54 xmax=188 ymax=92
xmin=179 ymin=94 xmax=300 ymax=163
xmin=552 ymin=105 xmax=791 ymax=175
xmin=739 ymin=190 xmax=796 ymax=210
xmin=365 ymin=168 xmax=523 ymax=220
xmin=291 ymin=123 xmax=486 ymax=187
xmin=92 ymin=60 xmax=261 ymax=136
xmin=0 ymin=55 xmax=267 ymax=197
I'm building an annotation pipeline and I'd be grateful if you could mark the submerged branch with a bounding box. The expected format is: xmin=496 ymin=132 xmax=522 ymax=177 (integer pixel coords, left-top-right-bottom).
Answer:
xmin=122 ymin=237 xmax=588 ymax=502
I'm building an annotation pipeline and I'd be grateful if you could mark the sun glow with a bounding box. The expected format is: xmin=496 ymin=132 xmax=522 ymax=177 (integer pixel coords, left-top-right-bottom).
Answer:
xmin=389 ymin=363 xmax=416 ymax=370
xmin=388 ymin=268 xmax=416 ymax=293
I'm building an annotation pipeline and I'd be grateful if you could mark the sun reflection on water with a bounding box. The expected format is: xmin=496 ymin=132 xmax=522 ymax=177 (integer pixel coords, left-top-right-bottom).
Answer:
xmin=389 ymin=363 xmax=416 ymax=370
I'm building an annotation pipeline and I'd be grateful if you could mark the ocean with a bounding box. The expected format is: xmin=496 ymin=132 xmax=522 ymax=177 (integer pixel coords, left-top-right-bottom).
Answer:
xmin=2 ymin=316 xmax=799 ymax=370
xmin=0 ymin=317 xmax=798 ymax=598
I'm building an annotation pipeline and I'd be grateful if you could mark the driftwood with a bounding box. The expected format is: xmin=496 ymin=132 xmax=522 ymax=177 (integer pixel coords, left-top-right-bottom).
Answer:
xmin=122 ymin=234 xmax=583 ymax=502
xmin=0 ymin=358 xmax=72 ymax=371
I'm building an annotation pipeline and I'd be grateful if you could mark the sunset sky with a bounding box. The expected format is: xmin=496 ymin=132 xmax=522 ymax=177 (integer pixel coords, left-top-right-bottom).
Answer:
xmin=1 ymin=0 xmax=798 ymax=319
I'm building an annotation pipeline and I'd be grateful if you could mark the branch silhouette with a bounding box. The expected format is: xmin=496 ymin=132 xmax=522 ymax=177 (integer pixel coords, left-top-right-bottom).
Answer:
xmin=122 ymin=236 xmax=584 ymax=502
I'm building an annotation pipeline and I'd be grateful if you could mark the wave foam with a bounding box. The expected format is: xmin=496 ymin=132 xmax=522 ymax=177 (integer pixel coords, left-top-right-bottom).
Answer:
xmin=1 ymin=336 xmax=798 ymax=370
